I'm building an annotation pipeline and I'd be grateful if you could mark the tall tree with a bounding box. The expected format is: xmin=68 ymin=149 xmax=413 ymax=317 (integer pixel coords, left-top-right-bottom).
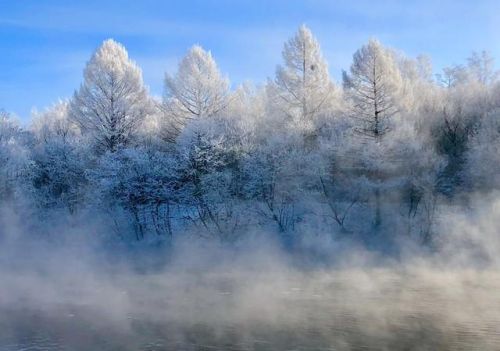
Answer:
xmin=162 ymin=45 xmax=229 ymax=139
xmin=70 ymin=39 xmax=151 ymax=152
xmin=343 ymin=39 xmax=402 ymax=139
xmin=342 ymin=39 xmax=404 ymax=229
xmin=271 ymin=24 xmax=335 ymax=124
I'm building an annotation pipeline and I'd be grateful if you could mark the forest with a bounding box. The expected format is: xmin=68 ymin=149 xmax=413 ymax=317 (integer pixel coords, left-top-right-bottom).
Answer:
xmin=1 ymin=24 xmax=499 ymax=250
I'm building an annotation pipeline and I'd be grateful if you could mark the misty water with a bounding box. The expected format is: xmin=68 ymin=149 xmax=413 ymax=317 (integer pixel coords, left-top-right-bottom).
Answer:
xmin=2 ymin=238 xmax=500 ymax=351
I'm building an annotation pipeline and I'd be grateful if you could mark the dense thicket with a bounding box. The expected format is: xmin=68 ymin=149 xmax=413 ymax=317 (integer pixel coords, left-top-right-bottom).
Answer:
xmin=1 ymin=27 xmax=499 ymax=245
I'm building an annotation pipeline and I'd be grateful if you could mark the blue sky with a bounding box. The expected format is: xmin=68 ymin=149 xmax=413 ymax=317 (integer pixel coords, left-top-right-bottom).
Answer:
xmin=1 ymin=0 xmax=499 ymax=121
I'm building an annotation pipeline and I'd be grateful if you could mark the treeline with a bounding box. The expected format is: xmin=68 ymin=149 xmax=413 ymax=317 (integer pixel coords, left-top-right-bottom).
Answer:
xmin=1 ymin=25 xmax=499 ymax=244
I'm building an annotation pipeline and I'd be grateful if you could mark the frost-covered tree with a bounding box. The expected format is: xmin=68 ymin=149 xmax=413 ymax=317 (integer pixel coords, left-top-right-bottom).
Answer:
xmin=431 ymin=58 xmax=495 ymax=197
xmin=0 ymin=110 xmax=26 ymax=202
xmin=436 ymin=65 xmax=469 ymax=88
xmin=341 ymin=40 xmax=406 ymax=229
xmin=270 ymin=25 xmax=336 ymax=127
xmin=467 ymin=51 xmax=498 ymax=85
xmin=244 ymin=135 xmax=306 ymax=233
xmin=31 ymin=100 xmax=79 ymax=143
xmin=162 ymin=45 xmax=230 ymax=139
xmin=28 ymin=140 xmax=88 ymax=214
xmin=4 ymin=35 xmax=500 ymax=247
xmin=466 ymin=110 xmax=500 ymax=190
xmin=70 ymin=39 xmax=151 ymax=153
xmin=0 ymin=110 xmax=19 ymax=147
xmin=396 ymin=54 xmax=440 ymax=115
xmin=343 ymin=39 xmax=402 ymax=139
xmin=94 ymin=148 xmax=179 ymax=240
xmin=175 ymin=116 xmax=248 ymax=240
xmin=28 ymin=103 xmax=88 ymax=214
xmin=437 ymin=51 xmax=498 ymax=88
xmin=432 ymin=107 xmax=478 ymax=196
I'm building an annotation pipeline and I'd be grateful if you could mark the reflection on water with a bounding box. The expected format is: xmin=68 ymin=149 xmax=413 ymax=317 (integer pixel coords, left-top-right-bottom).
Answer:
xmin=1 ymin=268 xmax=500 ymax=350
